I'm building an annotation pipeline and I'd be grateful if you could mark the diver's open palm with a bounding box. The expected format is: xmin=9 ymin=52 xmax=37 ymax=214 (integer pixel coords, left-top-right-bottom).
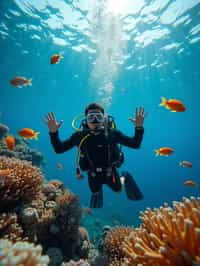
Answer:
xmin=45 ymin=112 xmax=63 ymax=133
xmin=129 ymin=107 xmax=147 ymax=127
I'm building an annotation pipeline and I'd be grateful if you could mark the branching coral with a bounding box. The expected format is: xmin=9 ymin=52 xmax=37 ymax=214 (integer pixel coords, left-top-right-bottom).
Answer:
xmin=104 ymin=226 xmax=133 ymax=262
xmin=0 ymin=213 xmax=24 ymax=242
xmin=0 ymin=156 xmax=43 ymax=208
xmin=0 ymin=239 xmax=49 ymax=266
xmin=123 ymin=196 xmax=200 ymax=266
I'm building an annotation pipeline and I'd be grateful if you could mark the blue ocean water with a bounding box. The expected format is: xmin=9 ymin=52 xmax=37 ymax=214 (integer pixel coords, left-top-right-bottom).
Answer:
xmin=0 ymin=0 xmax=200 ymax=229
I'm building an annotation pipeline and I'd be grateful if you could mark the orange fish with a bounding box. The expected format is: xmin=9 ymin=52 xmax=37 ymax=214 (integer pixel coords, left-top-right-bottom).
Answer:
xmin=83 ymin=207 xmax=92 ymax=215
xmin=184 ymin=180 xmax=198 ymax=187
xmin=179 ymin=160 xmax=192 ymax=168
xmin=4 ymin=136 xmax=15 ymax=150
xmin=56 ymin=163 xmax=63 ymax=170
xmin=50 ymin=54 xmax=63 ymax=64
xmin=0 ymin=169 xmax=11 ymax=177
xmin=10 ymin=76 xmax=32 ymax=88
xmin=159 ymin=97 xmax=186 ymax=112
xmin=155 ymin=147 xmax=174 ymax=156
xmin=18 ymin=128 xmax=39 ymax=140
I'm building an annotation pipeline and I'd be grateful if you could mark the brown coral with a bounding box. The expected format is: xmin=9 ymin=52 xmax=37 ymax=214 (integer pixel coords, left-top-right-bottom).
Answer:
xmin=123 ymin=196 xmax=200 ymax=266
xmin=0 ymin=239 xmax=49 ymax=266
xmin=0 ymin=213 xmax=24 ymax=242
xmin=104 ymin=226 xmax=133 ymax=262
xmin=0 ymin=156 xmax=43 ymax=208
xmin=48 ymin=179 xmax=65 ymax=191
xmin=56 ymin=190 xmax=77 ymax=207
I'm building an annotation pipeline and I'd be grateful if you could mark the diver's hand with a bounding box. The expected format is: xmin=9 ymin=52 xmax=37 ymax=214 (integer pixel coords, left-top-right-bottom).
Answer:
xmin=44 ymin=112 xmax=63 ymax=133
xmin=129 ymin=107 xmax=147 ymax=127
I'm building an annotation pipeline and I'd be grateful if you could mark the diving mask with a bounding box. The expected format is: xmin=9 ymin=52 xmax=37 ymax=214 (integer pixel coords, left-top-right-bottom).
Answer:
xmin=86 ymin=112 xmax=104 ymax=124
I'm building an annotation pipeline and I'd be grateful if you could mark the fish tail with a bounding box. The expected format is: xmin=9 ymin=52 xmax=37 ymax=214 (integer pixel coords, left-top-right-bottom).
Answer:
xmin=28 ymin=79 xmax=32 ymax=86
xmin=155 ymin=149 xmax=159 ymax=156
xmin=34 ymin=132 xmax=40 ymax=140
xmin=159 ymin=96 xmax=167 ymax=107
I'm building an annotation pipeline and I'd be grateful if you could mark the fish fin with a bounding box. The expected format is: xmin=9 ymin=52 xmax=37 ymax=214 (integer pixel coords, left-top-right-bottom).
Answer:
xmin=159 ymin=96 xmax=167 ymax=107
xmin=17 ymin=85 xmax=23 ymax=88
xmin=34 ymin=132 xmax=40 ymax=140
xmin=154 ymin=149 xmax=159 ymax=156
xmin=179 ymin=161 xmax=182 ymax=166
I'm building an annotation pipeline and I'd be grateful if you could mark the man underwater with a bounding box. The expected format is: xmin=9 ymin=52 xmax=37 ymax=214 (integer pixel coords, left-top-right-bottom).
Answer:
xmin=45 ymin=102 xmax=146 ymax=208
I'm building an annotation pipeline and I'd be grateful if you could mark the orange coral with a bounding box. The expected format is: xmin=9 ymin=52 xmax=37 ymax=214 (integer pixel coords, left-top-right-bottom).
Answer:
xmin=0 ymin=213 xmax=24 ymax=242
xmin=78 ymin=226 xmax=89 ymax=242
xmin=0 ymin=156 xmax=43 ymax=207
xmin=123 ymin=196 xmax=200 ymax=266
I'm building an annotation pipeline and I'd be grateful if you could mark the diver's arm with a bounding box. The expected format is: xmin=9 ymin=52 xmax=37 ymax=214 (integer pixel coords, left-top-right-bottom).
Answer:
xmin=114 ymin=127 xmax=144 ymax=148
xmin=49 ymin=131 xmax=79 ymax=153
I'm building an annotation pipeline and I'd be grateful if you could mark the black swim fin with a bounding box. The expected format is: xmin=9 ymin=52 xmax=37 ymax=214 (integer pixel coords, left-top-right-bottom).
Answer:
xmin=89 ymin=189 xmax=103 ymax=208
xmin=122 ymin=171 xmax=143 ymax=201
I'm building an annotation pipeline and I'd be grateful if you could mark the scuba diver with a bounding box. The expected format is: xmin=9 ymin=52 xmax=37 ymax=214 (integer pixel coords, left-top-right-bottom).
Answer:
xmin=45 ymin=102 xmax=146 ymax=208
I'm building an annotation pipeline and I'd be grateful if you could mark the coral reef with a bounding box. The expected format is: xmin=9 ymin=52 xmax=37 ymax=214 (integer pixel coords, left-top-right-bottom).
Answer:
xmin=0 ymin=154 xmax=90 ymax=264
xmin=0 ymin=239 xmax=49 ymax=266
xmin=1 ymin=153 xmax=199 ymax=266
xmin=0 ymin=213 xmax=24 ymax=242
xmin=61 ymin=259 xmax=90 ymax=266
xmin=1 ymin=151 xmax=199 ymax=266
xmin=46 ymin=247 xmax=64 ymax=266
xmin=0 ymin=156 xmax=43 ymax=209
xmin=122 ymin=197 xmax=200 ymax=266
xmin=0 ymin=123 xmax=9 ymax=138
xmin=125 ymin=196 xmax=200 ymax=266
xmin=0 ymin=135 xmax=45 ymax=168
xmin=75 ymin=227 xmax=91 ymax=259
xmin=18 ymin=180 xmax=84 ymax=262
xmin=104 ymin=226 xmax=133 ymax=263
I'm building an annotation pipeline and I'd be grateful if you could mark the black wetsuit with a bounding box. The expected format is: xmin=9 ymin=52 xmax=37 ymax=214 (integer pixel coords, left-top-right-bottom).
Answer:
xmin=49 ymin=127 xmax=144 ymax=194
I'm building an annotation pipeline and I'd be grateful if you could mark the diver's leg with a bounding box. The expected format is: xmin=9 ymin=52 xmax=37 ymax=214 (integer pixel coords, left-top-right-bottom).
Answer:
xmin=122 ymin=171 xmax=143 ymax=200
xmin=106 ymin=168 xmax=122 ymax=192
xmin=90 ymin=189 xmax=103 ymax=208
xmin=88 ymin=172 xmax=103 ymax=208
